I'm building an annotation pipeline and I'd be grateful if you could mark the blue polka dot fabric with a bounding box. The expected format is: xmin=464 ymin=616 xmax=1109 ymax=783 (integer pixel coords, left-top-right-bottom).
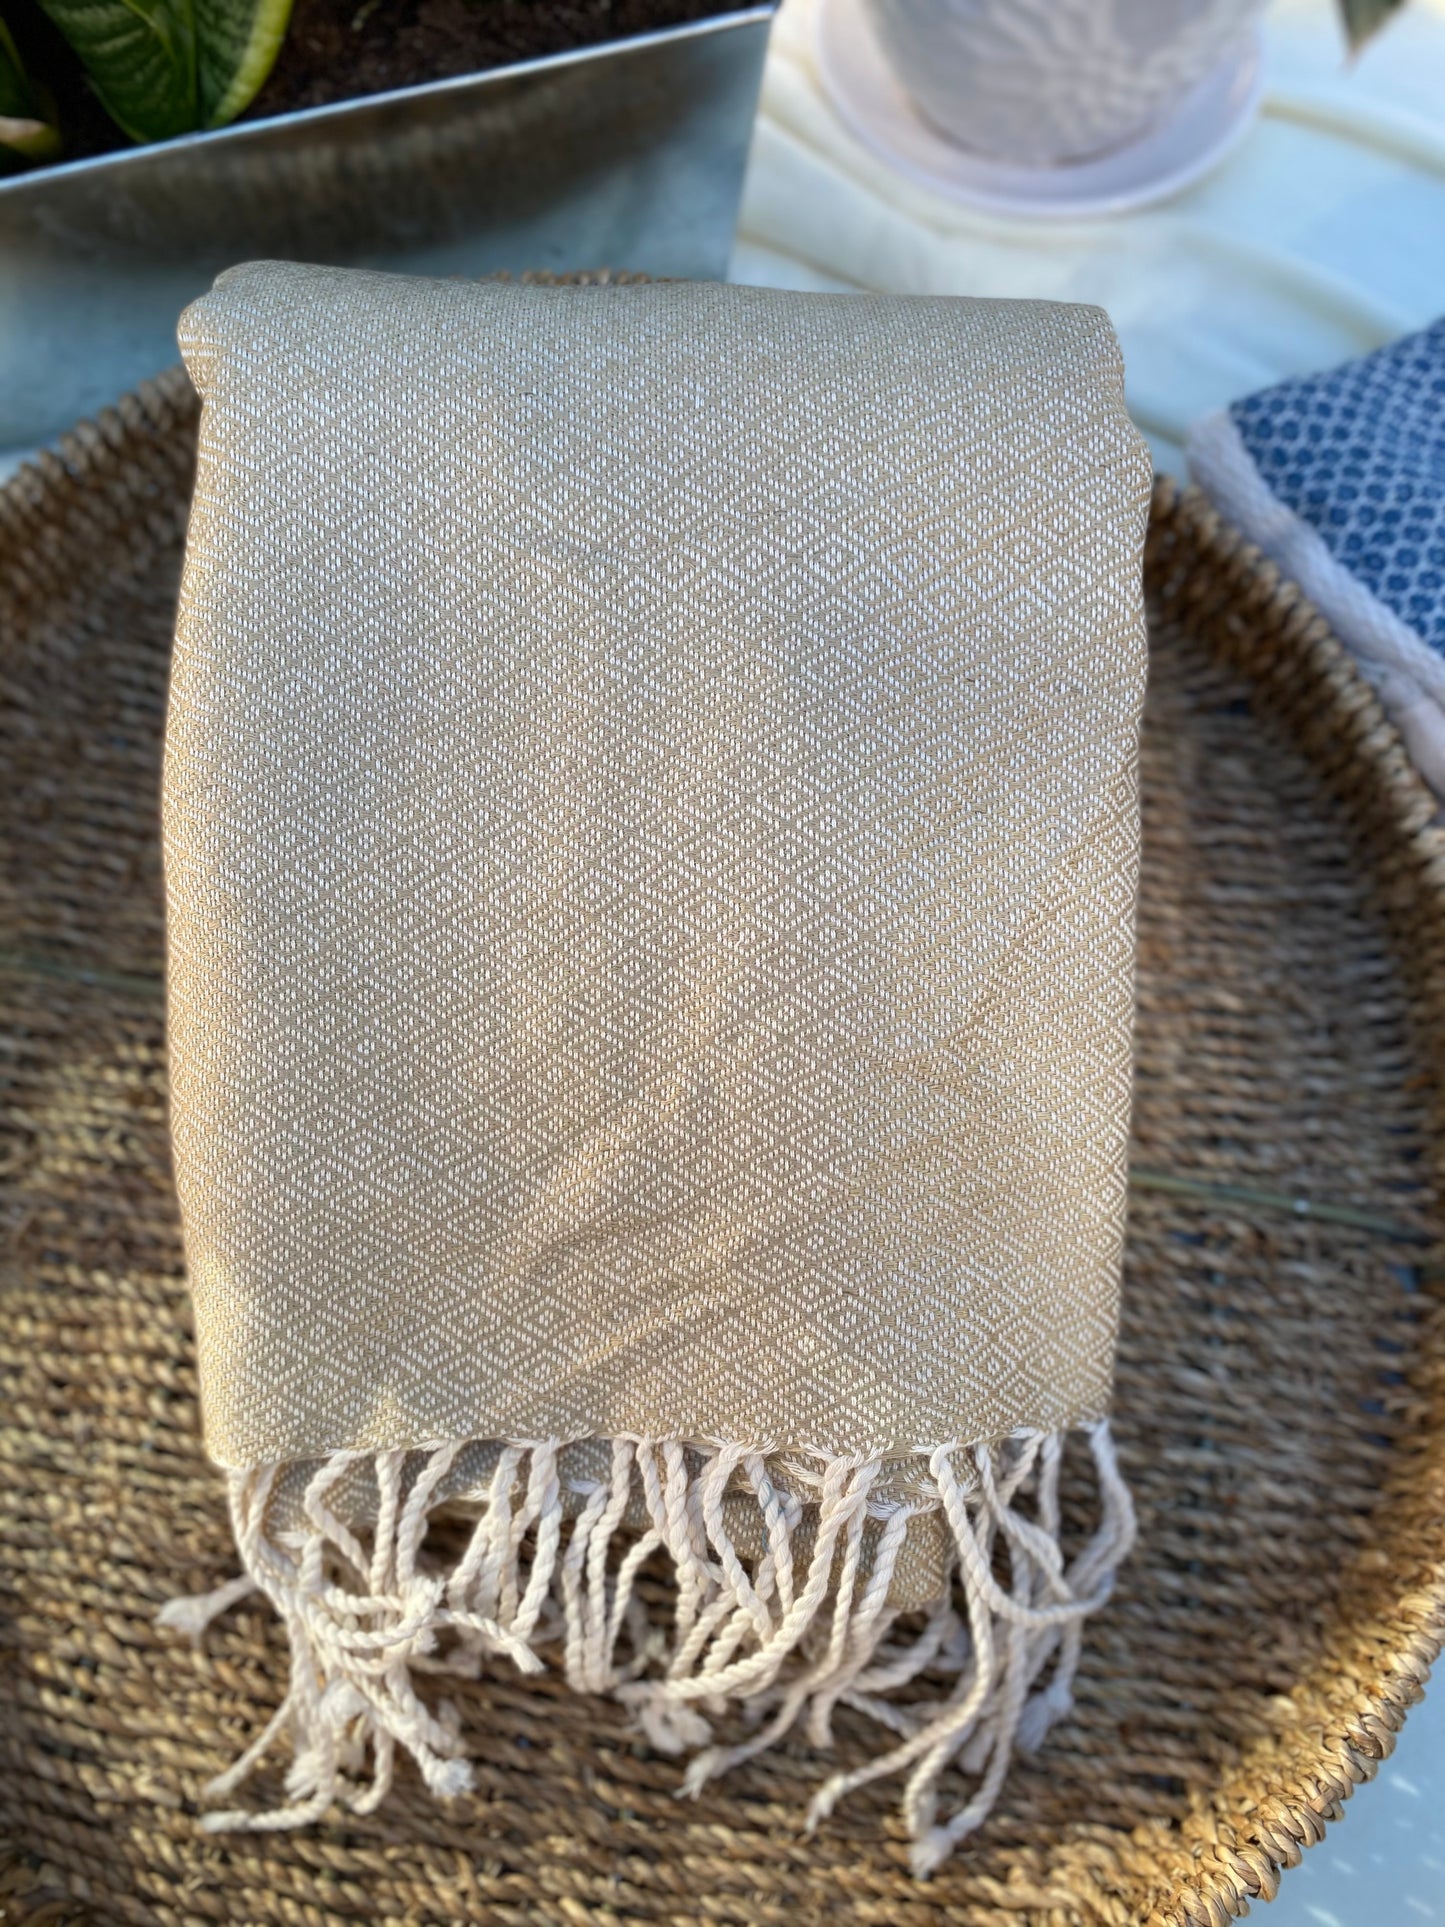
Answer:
xmin=1230 ymin=318 xmax=1445 ymax=653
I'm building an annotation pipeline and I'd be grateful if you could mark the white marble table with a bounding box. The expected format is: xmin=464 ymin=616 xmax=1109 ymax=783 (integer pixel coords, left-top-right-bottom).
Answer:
xmin=728 ymin=5 xmax=1445 ymax=1915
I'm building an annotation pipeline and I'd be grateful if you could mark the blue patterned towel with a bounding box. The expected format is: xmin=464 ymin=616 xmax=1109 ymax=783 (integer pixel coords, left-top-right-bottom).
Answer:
xmin=1188 ymin=320 xmax=1445 ymax=796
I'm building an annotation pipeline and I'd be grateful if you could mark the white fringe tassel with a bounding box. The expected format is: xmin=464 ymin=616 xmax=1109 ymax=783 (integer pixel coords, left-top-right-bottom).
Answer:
xmin=160 ymin=1423 xmax=1133 ymax=1877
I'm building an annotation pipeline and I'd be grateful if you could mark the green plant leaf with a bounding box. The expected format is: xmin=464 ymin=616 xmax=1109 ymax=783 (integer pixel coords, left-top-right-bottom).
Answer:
xmin=36 ymin=0 xmax=198 ymax=141
xmin=0 ymin=14 xmax=62 ymax=166
xmin=197 ymin=0 xmax=290 ymax=125
xmin=36 ymin=0 xmax=291 ymax=144
xmin=1337 ymin=0 xmax=1408 ymax=51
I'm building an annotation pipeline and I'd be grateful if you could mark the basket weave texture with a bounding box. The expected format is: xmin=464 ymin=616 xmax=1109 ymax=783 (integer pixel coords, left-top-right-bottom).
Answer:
xmin=3 ymin=364 xmax=1445 ymax=1927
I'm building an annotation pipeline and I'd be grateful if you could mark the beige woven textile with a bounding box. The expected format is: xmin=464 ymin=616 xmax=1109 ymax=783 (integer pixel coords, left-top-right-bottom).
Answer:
xmin=162 ymin=262 xmax=1151 ymax=1874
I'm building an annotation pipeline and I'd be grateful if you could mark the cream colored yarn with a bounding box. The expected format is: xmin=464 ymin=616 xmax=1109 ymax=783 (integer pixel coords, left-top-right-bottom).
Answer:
xmin=160 ymin=262 xmax=1151 ymax=1875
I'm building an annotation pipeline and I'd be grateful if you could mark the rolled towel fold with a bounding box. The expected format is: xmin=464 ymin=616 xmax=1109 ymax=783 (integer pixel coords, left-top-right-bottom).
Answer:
xmin=160 ymin=262 xmax=1151 ymax=1873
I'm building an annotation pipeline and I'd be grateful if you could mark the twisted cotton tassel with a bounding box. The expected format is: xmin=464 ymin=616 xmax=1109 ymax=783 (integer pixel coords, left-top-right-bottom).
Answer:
xmin=161 ymin=1447 xmax=546 ymax=1828
xmin=805 ymin=1423 xmax=1134 ymax=1875
xmin=161 ymin=1422 xmax=1133 ymax=1873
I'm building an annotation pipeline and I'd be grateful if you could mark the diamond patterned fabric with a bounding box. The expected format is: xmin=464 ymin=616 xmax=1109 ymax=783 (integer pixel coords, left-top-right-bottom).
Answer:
xmin=167 ymin=263 xmax=1151 ymax=1470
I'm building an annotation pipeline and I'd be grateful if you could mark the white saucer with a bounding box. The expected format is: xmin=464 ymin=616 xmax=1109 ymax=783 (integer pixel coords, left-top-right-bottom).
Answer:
xmin=814 ymin=0 xmax=1264 ymax=220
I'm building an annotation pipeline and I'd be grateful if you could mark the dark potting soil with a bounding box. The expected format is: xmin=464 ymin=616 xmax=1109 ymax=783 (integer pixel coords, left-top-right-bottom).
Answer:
xmin=9 ymin=0 xmax=750 ymax=166
xmin=250 ymin=0 xmax=747 ymax=117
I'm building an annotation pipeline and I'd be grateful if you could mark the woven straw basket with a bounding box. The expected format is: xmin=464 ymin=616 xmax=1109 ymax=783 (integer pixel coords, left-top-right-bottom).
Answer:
xmin=3 ymin=353 xmax=1445 ymax=1927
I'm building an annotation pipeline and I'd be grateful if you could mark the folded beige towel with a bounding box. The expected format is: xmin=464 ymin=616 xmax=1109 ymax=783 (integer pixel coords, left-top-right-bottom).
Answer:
xmin=161 ymin=262 xmax=1150 ymax=1873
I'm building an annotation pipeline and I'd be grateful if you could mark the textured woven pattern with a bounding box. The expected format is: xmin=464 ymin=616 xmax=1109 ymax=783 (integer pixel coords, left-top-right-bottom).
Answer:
xmin=170 ymin=264 xmax=1151 ymax=1468
xmin=4 ymin=371 xmax=1445 ymax=1923
xmin=1231 ymin=316 xmax=1445 ymax=652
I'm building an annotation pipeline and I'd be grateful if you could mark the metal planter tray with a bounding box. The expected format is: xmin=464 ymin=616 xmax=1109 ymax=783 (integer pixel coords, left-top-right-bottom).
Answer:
xmin=0 ymin=7 xmax=773 ymax=454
